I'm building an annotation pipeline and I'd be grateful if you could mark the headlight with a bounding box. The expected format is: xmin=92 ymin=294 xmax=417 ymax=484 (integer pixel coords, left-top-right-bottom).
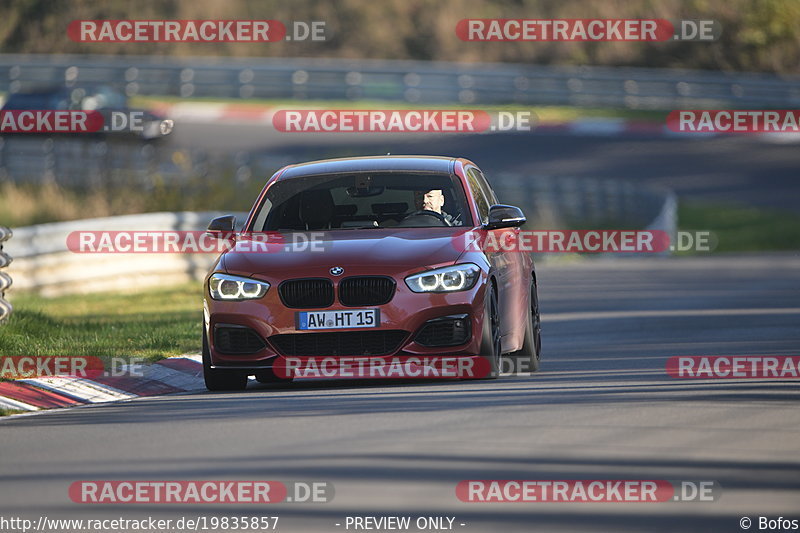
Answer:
xmin=405 ymin=263 xmax=481 ymax=293
xmin=208 ymin=273 xmax=270 ymax=301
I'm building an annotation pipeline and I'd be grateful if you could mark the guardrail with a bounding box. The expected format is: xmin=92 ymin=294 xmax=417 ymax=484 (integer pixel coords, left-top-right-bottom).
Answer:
xmin=0 ymin=134 xmax=296 ymax=190
xmin=5 ymin=176 xmax=676 ymax=295
xmin=4 ymin=211 xmax=246 ymax=296
xmin=0 ymin=226 xmax=12 ymax=322
xmin=1 ymin=54 xmax=799 ymax=109
xmin=495 ymin=173 xmax=677 ymax=258
xmin=0 ymin=135 xmax=217 ymax=186
xmin=495 ymin=173 xmax=675 ymax=232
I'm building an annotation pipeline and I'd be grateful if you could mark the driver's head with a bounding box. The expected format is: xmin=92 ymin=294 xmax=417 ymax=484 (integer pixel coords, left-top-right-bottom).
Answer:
xmin=414 ymin=189 xmax=445 ymax=213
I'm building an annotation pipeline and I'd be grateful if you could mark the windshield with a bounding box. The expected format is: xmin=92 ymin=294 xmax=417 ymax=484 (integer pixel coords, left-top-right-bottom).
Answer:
xmin=2 ymin=92 xmax=71 ymax=110
xmin=2 ymin=87 xmax=127 ymax=111
xmin=251 ymin=172 xmax=473 ymax=231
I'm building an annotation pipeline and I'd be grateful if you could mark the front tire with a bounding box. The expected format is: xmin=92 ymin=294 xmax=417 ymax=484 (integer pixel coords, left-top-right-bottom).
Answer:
xmin=509 ymin=279 xmax=541 ymax=374
xmin=202 ymin=329 xmax=248 ymax=391
xmin=477 ymin=283 xmax=502 ymax=379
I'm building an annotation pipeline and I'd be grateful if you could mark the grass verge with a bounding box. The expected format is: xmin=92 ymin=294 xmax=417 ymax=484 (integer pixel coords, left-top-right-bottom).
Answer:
xmin=0 ymin=283 xmax=203 ymax=362
xmin=678 ymin=203 xmax=800 ymax=253
xmin=0 ymin=179 xmax=261 ymax=228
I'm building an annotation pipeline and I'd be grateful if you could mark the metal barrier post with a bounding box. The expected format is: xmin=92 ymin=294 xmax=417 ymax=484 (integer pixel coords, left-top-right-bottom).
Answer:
xmin=0 ymin=226 xmax=12 ymax=322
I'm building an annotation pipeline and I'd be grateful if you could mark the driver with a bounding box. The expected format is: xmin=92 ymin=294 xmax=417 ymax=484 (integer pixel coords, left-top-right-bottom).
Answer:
xmin=413 ymin=189 xmax=456 ymax=226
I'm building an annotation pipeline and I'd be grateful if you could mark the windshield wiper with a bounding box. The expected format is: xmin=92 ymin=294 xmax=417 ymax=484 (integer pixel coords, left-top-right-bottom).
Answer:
xmin=331 ymin=225 xmax=384 ymax=230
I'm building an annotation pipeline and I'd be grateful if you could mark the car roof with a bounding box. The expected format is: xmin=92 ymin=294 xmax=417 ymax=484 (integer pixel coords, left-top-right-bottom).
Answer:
xmin=277 ymin=155 xmax=456 ymax=179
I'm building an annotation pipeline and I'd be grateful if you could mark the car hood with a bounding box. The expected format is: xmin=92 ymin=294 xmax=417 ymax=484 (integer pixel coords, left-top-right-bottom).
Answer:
xmin=221 ymin=228 xmax=465 ymax=276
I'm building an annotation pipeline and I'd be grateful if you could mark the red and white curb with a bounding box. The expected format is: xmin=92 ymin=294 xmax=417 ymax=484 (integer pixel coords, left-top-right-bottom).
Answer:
xmin=154 ymin=102 xmax=274 ymax=124
xmin=0 ymin=355 xmax=204 ymax=413
xmin=535 ymin=118 xmax=668 ymax=137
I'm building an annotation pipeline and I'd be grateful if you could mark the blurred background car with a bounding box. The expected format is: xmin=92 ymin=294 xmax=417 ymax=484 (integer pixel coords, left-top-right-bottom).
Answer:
xmin=1 ymin=84 xmax=172 ymax=140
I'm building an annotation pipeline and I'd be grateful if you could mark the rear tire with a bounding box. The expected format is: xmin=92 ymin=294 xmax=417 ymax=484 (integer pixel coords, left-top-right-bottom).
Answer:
xmin=202 ymin=329 xmax=248 ymax=391
xmin=509 ymin=279 xmax=541 ymax=374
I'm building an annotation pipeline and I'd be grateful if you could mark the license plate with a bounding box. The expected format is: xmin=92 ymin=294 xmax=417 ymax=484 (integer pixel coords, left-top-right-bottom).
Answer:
xmin=296 ymin=309 xmax=380 ymax=330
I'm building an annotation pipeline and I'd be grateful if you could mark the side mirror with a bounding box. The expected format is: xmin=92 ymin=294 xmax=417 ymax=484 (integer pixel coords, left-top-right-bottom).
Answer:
xmin=206 ymin=215 xmax=236 ymax=238
xmin=484 ymin=205 xmax=526 ymax=230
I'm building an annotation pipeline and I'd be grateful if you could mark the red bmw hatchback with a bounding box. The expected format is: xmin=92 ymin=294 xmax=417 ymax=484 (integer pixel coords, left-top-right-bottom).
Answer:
xmin=202 ymin=155 xmax=540 ymax=390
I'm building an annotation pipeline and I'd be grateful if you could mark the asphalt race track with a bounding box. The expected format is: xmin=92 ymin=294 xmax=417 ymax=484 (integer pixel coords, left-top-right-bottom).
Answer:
xmin=2 ymin=255 xmax=799 ymax=532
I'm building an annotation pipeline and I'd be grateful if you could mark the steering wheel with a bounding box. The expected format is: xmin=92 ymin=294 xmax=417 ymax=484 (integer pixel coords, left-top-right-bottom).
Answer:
xmin=398 ymin=209 xmax=449 ymax=227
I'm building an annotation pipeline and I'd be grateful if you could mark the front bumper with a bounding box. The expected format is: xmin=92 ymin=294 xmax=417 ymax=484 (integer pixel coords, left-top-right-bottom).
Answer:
xmin=204 ymin=270 xmax=489 ymax=370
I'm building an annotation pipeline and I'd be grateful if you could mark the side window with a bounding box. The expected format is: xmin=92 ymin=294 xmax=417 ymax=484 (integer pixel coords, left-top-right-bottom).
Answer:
xmin=253 ymin=198 xmax=272 ymax=231
xmin=466 ymin=168 xmax=490 ymax=224
xmin=473 ymin=168 xmax=498 ymax=205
